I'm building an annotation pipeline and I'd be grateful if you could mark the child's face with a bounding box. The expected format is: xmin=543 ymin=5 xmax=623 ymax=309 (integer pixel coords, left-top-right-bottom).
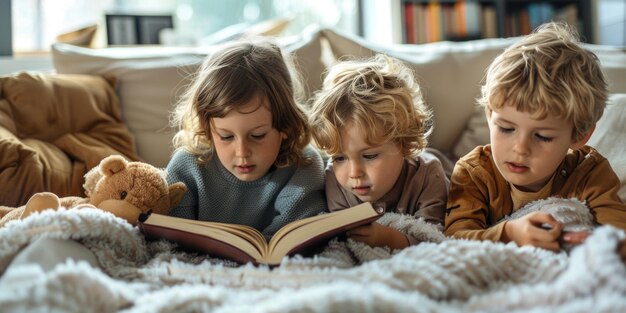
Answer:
xmin=331 ymin=122 xmax=405 ymax=203
xmin=486 ymin=105 xmax=585 ymax=192
xmin=210 ymin=96 xmax=286 ymax=182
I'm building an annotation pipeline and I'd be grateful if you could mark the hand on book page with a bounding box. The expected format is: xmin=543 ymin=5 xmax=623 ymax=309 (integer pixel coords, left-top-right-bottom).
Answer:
xmin=139 ymin=202 xmax=383 ymax=265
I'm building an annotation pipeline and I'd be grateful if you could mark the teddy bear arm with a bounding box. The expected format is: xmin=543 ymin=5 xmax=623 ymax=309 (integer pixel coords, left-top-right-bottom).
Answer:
xmin=0 ymin=206 xmax=14 ymax=219
xmin=1 ymin=192 xmax=61 ymax=226
xmin=168 ymin=182 xmax=187 ymax=211
xmin=59 ymin=196 xmax=89 ymax=208
xmin=0 ymin=207 xmax=25 ymax=227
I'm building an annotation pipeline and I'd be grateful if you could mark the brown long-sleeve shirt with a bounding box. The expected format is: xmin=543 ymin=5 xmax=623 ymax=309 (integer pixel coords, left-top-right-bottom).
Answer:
xmin=325 ymin=151 xmax=449 ymax=228
xmin=444 ymin=145 xmax=626 ymax=242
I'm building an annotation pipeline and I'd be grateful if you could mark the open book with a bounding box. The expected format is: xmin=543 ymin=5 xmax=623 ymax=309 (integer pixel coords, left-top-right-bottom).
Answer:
xmin=138 ymin=202 xmax=383 ymax=265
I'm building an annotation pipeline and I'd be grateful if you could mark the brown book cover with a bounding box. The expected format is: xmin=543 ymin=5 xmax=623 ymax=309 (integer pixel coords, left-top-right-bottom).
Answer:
xmin=138 ymin=202 xmax=383 ymax=265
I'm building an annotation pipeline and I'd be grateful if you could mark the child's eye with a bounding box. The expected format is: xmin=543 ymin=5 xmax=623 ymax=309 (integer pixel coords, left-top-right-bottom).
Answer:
xmin=363 ymin=153 xmax=378 ymax=160
xmin=535 ymin=134 xmax=553 ymax=142
xmin=219 ymin=135 xmax=234 ymax=141
xmin=251 ymin=133 xmax=266 ymax=140
xmin=497 ymin=126 xmax=514 ymax=134
xmin=331 ymin=155 xmax=346 ymax=163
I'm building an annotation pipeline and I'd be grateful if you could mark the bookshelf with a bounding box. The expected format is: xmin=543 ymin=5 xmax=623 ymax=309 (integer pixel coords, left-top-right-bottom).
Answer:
xmin=400 ymin=0 xmax=593 ymax=44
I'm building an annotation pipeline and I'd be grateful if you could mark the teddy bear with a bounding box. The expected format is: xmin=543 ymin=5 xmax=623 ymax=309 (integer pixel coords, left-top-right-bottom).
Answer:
xmin=0 ymin=155 xmax=186 ymax=227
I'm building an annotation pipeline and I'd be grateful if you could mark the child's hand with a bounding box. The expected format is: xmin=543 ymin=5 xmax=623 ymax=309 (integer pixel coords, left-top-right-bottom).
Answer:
xmin=346 ymin=222 xmax=409 ymax=249
xmin=504 ymin=211 xmax=563 ymax=251
xmin=561 ymin=231 xmax=591 ymax=245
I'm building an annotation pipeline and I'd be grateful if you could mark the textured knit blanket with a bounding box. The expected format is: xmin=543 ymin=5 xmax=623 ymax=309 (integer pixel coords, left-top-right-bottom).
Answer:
xmin=0 ymin=207 xmax=625 ymax=313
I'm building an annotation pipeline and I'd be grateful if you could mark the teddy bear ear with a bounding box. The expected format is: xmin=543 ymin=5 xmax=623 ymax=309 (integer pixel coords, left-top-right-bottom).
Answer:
xmin=99 ymin=155 xmax=128 ymax=177
xmin=168 ymin=182 xmax=187 ymax=208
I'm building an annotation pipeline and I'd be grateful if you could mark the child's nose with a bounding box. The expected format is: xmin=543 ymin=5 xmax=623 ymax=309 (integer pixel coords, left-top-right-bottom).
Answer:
xmin=349 ymin=161 xmax=364 ymax=178
xmin=513 ymin=135 xmax=531 ymax=155
xmin=235 ymin=139 xmax=251 ymax=157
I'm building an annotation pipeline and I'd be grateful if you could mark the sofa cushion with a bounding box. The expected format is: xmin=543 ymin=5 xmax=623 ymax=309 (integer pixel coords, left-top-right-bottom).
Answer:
xmin=319 ymin=29 xmax=517 ymax=153
xmin=319 ymin=29 xmax=626 ymax=155
xmin=285 ymin=29 xmax=328 ymax=101
xmin=52 ymin=43 xmax=205 ymax=168
xmin=451 ymin=106 xmax=489 ymax=160
xmin=51 ymin=30 xmax=328 ymax=167
xmin=317 ymin=29 xmax=626 ymax=200
xmin=0 ymin=72 xmax=140 ymax=206
xmin=51 ymin=29 xmax=626 ymax=170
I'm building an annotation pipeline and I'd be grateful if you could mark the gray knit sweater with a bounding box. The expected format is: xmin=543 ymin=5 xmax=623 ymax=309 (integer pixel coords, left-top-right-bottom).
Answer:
xmin=165 ymin=146 xmax=327 ymax=237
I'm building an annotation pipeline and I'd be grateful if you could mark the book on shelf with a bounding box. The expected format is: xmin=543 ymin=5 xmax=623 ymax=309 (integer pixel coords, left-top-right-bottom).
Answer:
xmin=401 ymin=0 xmax=588 ymax=43
xmin=404 ymin=2 xmax=416 ymax=44
xmin=481 ymin=5 xmax=497 ymax=38
xmin=138 ymin=202 xmax=383 ymax=265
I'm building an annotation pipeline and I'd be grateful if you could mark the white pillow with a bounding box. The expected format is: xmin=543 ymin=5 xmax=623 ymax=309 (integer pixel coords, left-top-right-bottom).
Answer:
xmin=588 ymin=93 xmax=626 ymax=202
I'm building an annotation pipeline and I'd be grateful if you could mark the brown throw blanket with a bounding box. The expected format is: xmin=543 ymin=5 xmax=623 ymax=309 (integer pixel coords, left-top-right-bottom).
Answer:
xmin=0 ymin=72 xmax=141 ymax=207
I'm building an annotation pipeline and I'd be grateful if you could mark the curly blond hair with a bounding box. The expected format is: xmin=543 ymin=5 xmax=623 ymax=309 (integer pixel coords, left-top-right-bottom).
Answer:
xmin=308 ymin=54 xmax=432 ymax=157
xmin=478 ymin=22 xmax=608 ymax=141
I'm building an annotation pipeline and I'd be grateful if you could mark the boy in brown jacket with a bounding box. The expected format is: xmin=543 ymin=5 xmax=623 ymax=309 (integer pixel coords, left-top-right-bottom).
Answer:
xmin=444 ymin=22 xmax=626 ymax=252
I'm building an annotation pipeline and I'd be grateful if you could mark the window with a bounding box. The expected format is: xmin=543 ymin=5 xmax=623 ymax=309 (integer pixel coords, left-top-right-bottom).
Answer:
xmin=9 ymin=0 xmax=360 ymax=53
xmin=597 ymin=0 xmax=626 ymax=46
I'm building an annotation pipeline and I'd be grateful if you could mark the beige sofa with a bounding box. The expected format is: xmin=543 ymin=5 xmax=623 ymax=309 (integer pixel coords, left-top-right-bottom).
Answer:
xmin=1 ymin=29 xmax=626 ymax=312
xmin=2 ymin=28 xmax=625 ymax=206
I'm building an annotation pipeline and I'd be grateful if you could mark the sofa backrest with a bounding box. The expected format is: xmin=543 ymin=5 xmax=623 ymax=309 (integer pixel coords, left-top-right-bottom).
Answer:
xmin=319 ymin=29 xmax=517 ymax=153
xmin=51 ymin=28 xmax=626 ymax=170
xmin=319 ymin=29 xmax=626 ymax=154
xmin=51 ymin=30 xmax=328 ymax=168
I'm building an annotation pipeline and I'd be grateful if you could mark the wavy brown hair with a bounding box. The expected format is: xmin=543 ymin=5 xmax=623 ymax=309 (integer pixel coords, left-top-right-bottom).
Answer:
xmin=171 ymin=37 xmax=311 ymax=166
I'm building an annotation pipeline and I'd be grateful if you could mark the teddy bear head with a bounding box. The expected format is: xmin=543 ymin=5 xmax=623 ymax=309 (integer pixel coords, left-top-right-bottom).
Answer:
xmin=84 ymin=155 xmax=186 ymax=224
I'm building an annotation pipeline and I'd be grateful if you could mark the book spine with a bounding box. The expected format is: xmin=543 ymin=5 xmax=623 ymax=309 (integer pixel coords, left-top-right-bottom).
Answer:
xmin=404 ymin=2 xmax=415 ymax=44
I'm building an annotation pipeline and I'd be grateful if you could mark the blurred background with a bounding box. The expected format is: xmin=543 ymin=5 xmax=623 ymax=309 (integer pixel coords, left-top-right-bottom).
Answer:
xmin=5 ymin=0 xmax=360 ymax=53
xmin=0 ymin=0 xmax=624 ymax=56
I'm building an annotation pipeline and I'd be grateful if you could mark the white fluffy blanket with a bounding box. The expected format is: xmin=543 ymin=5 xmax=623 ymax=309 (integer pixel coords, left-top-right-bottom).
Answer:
xmin=0 ymin=207 xmax=625 ymax=313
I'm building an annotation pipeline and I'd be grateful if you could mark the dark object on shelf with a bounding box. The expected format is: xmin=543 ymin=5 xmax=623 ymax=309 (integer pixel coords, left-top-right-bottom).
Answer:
xmin=106 ymin=14 xmax=173 ymax=45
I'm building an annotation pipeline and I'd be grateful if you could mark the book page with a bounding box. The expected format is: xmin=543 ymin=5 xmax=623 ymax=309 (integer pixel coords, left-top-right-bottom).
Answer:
xmin=266 ymin=202 xmax=379 ymax=264
xmin=144 ymin=214 xmax=266 ymax=260
xmin=270 ymin=212 xmax=336 ymax=242
xmin=184 ymin=219 xmax=268 ymax=254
